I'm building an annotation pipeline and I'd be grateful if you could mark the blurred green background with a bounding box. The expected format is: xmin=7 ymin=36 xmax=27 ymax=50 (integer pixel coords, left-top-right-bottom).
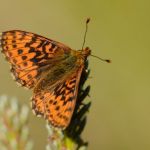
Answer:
xmin=0 ymin=0 xmax=150 ymax=150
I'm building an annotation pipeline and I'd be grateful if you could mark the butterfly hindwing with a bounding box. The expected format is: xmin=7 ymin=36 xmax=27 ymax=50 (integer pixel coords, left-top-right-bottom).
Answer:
xmin=31 ymin=67 xmax=83 ymax=129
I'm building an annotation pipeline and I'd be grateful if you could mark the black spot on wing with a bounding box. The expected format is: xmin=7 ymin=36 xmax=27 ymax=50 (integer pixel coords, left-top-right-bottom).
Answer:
xmin=22 ymin=55 xmax=27 ymax=60
xmin=55 ymin=106 xmax=60 ymax=111
xmin=30 ymin=58 xmax=39 ymax=63
xmin=18 ymin=49 xmax=23 ymax=54
xmin=25 ymin=37 xmax=37 ymax=47
xmin=29 ymin=48 xmax=35 ymax=53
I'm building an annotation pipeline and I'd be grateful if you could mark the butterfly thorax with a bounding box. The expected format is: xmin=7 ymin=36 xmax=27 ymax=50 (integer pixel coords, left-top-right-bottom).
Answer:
xmin=76 ymin=47 xmax=91 ymax=60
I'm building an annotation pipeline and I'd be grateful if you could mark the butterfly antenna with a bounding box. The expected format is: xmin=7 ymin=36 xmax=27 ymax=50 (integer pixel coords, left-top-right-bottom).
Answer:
xmin=90 ymin=54 xmax=111 ymax=63
xmin=82 ymin=18 xmax=90 ymax=50
xmin=82 ymin=18 xmax=111 ymax=63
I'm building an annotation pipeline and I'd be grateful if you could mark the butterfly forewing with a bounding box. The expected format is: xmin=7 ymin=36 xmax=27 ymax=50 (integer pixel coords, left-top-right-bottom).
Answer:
xmin=0 ymin=30 xmax=71 ymax=88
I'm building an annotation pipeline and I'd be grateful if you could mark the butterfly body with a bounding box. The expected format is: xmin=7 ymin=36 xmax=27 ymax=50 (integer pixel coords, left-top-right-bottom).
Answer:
xmin=0 ymin=30 xmax=91 ymax=129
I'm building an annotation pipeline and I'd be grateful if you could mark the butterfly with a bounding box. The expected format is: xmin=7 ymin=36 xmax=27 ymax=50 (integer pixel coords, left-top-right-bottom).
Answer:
xmin=0 ymin=29 xmax=91 ymax=129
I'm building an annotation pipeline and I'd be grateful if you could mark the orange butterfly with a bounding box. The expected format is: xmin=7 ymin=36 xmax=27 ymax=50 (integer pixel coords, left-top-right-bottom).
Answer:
xmin=0 ymin=24 xmax=93 ymax=129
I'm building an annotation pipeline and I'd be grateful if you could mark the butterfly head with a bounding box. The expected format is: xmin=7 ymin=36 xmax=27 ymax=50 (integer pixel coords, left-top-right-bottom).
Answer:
xmin=81 ymin=47 xmax=91 ymax=58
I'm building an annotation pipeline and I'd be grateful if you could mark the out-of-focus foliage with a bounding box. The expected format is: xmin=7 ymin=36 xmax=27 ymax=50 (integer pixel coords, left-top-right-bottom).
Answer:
xmin=0 ymin=95 xmax=33 ymax=150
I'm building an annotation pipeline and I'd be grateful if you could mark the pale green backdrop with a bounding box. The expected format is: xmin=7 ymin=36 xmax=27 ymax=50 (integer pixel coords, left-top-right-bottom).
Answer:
xmin=0 ymin=0 xmax=150 ymax=150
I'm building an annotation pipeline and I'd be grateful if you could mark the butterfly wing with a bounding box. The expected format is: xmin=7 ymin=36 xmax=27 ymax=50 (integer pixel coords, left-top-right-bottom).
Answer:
xmin=31 ymin=66 xmax=84 ymax=129
xmin=0 ymin=30 xmax=71 ymax=88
